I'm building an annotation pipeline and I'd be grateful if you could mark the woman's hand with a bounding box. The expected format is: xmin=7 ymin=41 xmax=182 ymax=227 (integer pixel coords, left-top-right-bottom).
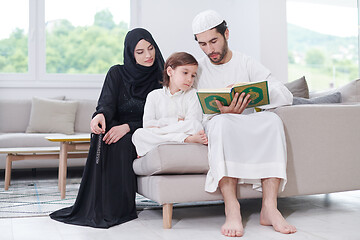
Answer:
xmin=90 ymin=114 xmax=106 ymax=134
xmin=103 ymin=124 xmax=130 ymax=145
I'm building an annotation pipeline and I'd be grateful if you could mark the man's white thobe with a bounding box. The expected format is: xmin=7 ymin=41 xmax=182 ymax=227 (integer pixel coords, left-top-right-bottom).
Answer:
xmin=196 ymin=51 xmax=293 ymax=193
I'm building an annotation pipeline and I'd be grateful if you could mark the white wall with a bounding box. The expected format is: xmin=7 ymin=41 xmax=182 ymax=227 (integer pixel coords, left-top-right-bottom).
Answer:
xmin=131 ymin=0 xmax=288 ymax=82
xmin=1 ymin=0 xmax=288 ymax=100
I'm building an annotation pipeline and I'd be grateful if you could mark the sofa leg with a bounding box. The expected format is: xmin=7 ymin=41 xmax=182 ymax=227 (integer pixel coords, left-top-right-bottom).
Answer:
xmin=162 ymin=203 xmax=173 ymax=229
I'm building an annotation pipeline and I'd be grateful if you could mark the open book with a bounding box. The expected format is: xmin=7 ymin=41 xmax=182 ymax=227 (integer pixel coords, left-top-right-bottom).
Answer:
xmin=196 ymin=81 xmax=270 ymax=114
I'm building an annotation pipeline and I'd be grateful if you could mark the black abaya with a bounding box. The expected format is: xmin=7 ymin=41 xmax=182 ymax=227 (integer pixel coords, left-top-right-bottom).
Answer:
xmin=50 ymin=28 xmax=163 ymax=228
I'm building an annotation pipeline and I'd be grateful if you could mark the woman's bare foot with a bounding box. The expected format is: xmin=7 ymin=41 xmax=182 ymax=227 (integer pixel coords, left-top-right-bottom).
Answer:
xmin=184 ymin=130 xmax=208 ymax=145
xmin=221 ymin=201 xmax=244 ymax=237
xmin=260 ymin=207 xmax=297 ymax=234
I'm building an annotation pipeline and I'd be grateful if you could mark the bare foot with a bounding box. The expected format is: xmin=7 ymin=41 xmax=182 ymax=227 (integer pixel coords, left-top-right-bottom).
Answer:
xmin=184 ymin=130 xmax=208 ymax=145
xmin=260 ymin=207 xmax=297 ymax=234
xmin=221 ymin=202 xmax=244 ymax=237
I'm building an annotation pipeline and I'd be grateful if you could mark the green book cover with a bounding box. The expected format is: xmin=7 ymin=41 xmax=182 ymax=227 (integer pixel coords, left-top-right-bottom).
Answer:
xmin=196 ymin=81 xmax=270 ymax=114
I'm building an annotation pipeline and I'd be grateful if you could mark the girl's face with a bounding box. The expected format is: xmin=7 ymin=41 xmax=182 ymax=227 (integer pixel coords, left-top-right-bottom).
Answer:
xmin=134 ymin=39 xmax=155 ymax=67
xmin=167 ymin=64 xmax=198 ymax=94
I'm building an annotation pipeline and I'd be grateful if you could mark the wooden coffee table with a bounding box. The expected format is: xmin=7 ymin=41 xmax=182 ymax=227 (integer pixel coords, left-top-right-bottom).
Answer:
xmin=46 ymin=134 xmax=91 ymax=199
xmin=0 ymin=146 xmax=88 ymax=197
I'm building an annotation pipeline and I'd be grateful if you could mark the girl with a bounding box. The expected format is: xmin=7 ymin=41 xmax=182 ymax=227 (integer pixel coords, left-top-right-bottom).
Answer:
xmin=50 ymin=28 xmax=164 ymax=228
xmin=132 ymin=52 xmax=207 ymax=157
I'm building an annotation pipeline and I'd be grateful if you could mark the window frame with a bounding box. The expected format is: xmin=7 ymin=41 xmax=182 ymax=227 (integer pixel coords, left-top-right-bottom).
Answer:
xmin=0 ymin=0 xmax=110 ymax=88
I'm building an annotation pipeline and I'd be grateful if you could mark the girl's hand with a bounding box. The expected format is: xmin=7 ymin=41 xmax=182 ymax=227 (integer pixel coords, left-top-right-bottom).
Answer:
xmin=90 ymin=113 xmax=106 ymax=134
xmin=103 ymin=124 xmax=130 ymax=144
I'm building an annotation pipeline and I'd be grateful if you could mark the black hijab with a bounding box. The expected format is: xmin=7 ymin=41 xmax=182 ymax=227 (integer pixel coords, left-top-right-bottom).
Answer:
xmin=122 ymin=28 xmax=164 ymax=99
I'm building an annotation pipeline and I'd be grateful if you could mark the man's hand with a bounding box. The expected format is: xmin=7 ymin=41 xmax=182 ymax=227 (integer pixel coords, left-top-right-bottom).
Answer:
xmin=215 ymin=92 xmax=251 ymax=114
xmin=103 ymin=124 xmax=130 ymax=145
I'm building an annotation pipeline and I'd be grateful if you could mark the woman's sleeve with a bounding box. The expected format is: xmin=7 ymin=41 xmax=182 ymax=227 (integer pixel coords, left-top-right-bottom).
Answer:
xmin=93 ymin=66 xmax=120 ymax=121
xmin=127 ymin=121 xmax=142 ymax=133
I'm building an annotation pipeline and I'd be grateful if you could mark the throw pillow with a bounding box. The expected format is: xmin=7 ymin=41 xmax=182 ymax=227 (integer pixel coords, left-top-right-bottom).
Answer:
xmin=26 ymin=97 xmax=78 ymax=134
xmin=0 ymin=96 xmax=65 ymax=133
xmin=293 ymin=92 xmax=342 ymax=105
xmin=309 ymin=79 xmax=360 ymax=103
xmin=284 ymin=76 xmax=310 ymax=99
xmin=336 ymin=79 xmax=360 ymax=103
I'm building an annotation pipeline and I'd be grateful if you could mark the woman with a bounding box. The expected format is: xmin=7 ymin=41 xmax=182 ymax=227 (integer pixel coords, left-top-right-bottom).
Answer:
xmin=50 ymin=28 xmax=164 ymax=228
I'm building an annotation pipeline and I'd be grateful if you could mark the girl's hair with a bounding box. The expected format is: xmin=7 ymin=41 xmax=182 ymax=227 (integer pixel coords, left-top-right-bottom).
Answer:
xmin=162 ymin=52 xmax=198 ymax=87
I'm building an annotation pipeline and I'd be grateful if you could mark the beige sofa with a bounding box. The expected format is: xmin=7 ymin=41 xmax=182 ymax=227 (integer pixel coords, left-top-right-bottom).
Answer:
xmin=0 ymin=97 xmax=96 ymax=169
xmin=133 ymin=81 xmax=360 ymax=228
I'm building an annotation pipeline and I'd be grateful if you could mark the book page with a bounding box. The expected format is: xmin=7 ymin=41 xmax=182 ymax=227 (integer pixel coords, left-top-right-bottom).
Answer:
xmin=197 ymin=88 xmax=231 ymax=93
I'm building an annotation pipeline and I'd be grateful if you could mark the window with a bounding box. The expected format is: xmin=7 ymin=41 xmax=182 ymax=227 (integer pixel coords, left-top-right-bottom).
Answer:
xmin=0 ymin=0 xmax=130 ymax=84
xmin=287 ymin=0 xmax=359 ymax=91
xmin=0 ymin=0 xmax=29 ymax=73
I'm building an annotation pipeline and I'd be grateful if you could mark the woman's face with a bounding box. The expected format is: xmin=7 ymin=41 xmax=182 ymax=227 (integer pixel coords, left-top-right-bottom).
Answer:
xmin=134 ymin=39 xmax=155 ymax=67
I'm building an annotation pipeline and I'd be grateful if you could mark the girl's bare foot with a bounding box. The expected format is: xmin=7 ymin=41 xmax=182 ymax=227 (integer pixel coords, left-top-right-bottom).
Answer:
xmin=184 ymin=130 xmax=208 ymax=145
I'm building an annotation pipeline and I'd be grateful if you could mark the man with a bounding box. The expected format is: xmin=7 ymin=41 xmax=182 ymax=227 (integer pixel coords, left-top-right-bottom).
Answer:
xmin=192 ymin=10 xmax=297 ymax=237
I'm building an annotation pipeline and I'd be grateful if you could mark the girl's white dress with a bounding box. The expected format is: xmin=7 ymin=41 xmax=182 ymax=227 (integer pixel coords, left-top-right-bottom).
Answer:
xmin=132 ymin=87 xmax=203 ymax=156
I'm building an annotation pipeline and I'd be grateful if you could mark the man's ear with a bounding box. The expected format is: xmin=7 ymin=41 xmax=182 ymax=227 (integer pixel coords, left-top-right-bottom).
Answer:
xmin=224 ymin=28 xmax=229 ymax=41
xmin=166 ymin=66 xmax=173 ymax=77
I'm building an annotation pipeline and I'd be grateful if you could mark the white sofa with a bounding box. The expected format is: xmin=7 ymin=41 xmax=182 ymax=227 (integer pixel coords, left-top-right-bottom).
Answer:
xmin=133 ymin=79 xmax=360 ymax=228
xmin=0 ymin=97 xmax=96 ymax=169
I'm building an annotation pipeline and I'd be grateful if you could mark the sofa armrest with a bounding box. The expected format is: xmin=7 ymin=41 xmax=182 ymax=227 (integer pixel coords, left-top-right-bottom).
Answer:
xmin=274 ymin=104 xmax=360 ymax=197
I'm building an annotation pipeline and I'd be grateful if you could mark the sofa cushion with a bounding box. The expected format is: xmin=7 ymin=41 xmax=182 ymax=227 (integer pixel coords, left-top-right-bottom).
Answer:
xmin=26 ymin=97 xmax=78 ymax=134
xmin=293 ymin=92 xmax=342 ymax=105
xmin=0 ymin=133 xmax=61 ymax=148
xmin=133 ymin=143 xmax=209 ymax=175
xmin=284 ymin=76 xmax=309 ymax=98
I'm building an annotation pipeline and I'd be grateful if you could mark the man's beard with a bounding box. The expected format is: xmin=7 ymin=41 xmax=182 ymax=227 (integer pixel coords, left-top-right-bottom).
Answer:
xmin=207 ymin=41 xmax=228 ymax=64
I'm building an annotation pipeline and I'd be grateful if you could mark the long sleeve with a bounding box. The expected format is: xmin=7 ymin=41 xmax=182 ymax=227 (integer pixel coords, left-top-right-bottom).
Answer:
xmin=143 ymin=90 xmax=178 ymax=128
xmin=260 ymin=75 xmax=293 ymax=109
xmin=184 ymin=89 xmax=203 ymax=122
xmin=127 ymin=121 xmax=143 ymax=133
xmin=246 ymin=56 xmax=293 ymax=109
xmin=94 ymin=66 xmax=120 ymax=122
xmin=93 ymin=65 xmax=148 ymax=133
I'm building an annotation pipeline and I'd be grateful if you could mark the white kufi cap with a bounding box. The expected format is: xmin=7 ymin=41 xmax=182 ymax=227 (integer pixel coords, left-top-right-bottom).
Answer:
xmin=192 ymin=10 xmax=224 ymax=35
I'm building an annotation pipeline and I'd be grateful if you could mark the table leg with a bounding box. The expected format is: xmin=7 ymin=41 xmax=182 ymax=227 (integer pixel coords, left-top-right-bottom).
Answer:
xmin=4 ymin=155 xmax=13 ymax=190
xmin=59 ymin=142 xmax=69 ymax=199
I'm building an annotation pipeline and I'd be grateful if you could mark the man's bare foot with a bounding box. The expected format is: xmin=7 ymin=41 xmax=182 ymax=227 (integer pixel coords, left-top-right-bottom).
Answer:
xmin=260 ymin=207 xmax=297 ymax=234
xmin=184 ymin=130 xmax=208 ymax=145
xmin=221 ymin=201 xmax=244 ymax=237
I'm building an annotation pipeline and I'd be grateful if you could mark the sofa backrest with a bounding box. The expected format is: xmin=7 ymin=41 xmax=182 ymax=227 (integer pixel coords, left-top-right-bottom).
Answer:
xmin=0 ymin=98 xmax=97 ymax=134
xmin=70 ymin=99 xmax=97 ymax=133
xmin=0 ymin=99 xmax=32 ymax=133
